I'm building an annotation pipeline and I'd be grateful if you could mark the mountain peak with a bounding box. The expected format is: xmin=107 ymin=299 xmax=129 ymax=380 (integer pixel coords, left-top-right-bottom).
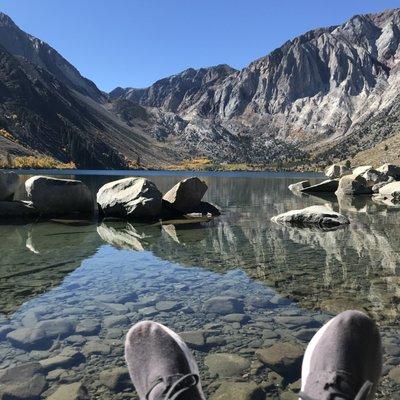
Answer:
xmin=0 ymin=12 xmax=17 ymax=28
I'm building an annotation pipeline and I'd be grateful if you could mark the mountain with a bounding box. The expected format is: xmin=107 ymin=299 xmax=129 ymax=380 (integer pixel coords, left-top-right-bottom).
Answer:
xmin=0 ymin=13 xmax=182 ymax=168
xmin=0 ymin=13 xmax=103 ymax=102
xmin=113 ymin=8 xmax=400 ymax=166
xmin=0 ymin=9 xmax=400 ymax=168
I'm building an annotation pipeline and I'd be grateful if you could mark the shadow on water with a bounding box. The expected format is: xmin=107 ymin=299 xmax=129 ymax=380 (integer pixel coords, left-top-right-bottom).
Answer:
xmin=0 ymin=171 xmax=399 ymax=399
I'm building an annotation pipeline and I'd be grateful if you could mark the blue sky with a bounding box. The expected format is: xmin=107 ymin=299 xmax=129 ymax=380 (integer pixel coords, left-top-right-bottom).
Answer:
xmin=0 ymin=0 xmax=399 ymax=91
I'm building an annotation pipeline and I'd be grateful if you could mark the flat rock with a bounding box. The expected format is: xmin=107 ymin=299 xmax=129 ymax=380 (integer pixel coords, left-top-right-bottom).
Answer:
xmin=82 ymin=341 xmax=111 ymax=356
xmin=7 ymin=319 xmax=75 ymax=350
xmin=205 ymin=353 xmax=250 ymax=377
xmin=155 ymin=300 xmax=180 ymax=312
xmin=47 ymin=382 xmax=88 ymax=400
xmin=203 ymin=296 xmax=244 ymax=315
xmin=75 ymin=320 xmax=100 ymax=336
xmin=163 ymin=177 xmax=207 ymax=213
xmin=95 ymin=292 xmax=138 ymax=304
xmin=274 ymin=316 xmax=317 ymax=328
xmin=97 ymin=177 xmax=162 ymax=219
xmin=271 ymin=205 xmax=349 ymax=229
xmin=179 ymin=330 xmax=206 ymax=349
xmin=256 ymin=342 xmax=304 ymax=375
xmin=301 ymin=179 xmax=339 ymax=193
xmin=103 ymin=315 xmax=129 ymax=329
xmin=210 ymin=381 xmax=265 ymax=400
xmin=39 ymin=348 xmax=84 ymax=371
xmin=0 ymin=362 xmax=47 ymax=399
xmin=25 ymin=176 xmax=93 ymax=216
xmin=99 ymin=367 xmax=133 ymax=392
xmin=221 ymin=314 xmax=250 ymax=324
xmin=288 ymin=180 xmax=310 ymax=191
xmin=139 ymin=306 xmax=158 ymax=316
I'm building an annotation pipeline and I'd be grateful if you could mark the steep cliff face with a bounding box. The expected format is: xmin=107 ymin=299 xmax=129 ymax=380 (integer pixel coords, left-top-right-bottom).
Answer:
xmin=113 ymin=9 xmax=400 ymax=165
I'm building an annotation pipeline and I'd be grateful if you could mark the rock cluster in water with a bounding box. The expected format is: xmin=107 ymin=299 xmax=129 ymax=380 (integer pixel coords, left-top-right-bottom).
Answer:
xmin=275 ymin=163 xmax=400 ymax=228
xmin=0 ymin=173 xmax=221 ymax=222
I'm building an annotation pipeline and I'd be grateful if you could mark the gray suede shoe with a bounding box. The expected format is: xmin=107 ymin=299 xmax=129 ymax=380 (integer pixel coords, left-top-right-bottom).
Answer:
xmin=125 ymin=321 xmax=205 ymax=400
xmin=299 ymin=310 xmax=382 ymax=400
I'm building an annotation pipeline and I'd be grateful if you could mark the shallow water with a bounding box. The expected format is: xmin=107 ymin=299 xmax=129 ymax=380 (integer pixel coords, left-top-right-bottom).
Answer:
xmin=0 ymin=171 xmax=399 ymax=399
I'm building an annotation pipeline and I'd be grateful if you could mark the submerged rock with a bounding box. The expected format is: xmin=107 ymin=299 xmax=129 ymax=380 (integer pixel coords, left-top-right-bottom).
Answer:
xmin=203 ymin=296 xmax=244 ymax=315
xmin=256 ymin=342 xmax=304 ymax=375
xmin=271 ymin=205 xmax=349 ymax=229
xmin=99 ymin=367 xmax=132 ymax=392
xmin=7 ymin=319 xmax=75 ymax=350
xmin=25 ymin=176 xmax=93 ymax=216
xmin=210 ymin=381 xmax=265 ymax=400
xmin=0 ymin=362 xmax=47 ymax=399
xmin=335 ymin=174 xmax=372 ymax=196
xmin=163 ymin=177 xmax=208 ymax=213
xmin=301 ymin=179 xmax=339 ymax=193
xmin=0 ymin=170 xmax=20 ymax=200
xmin=47 ymin=382 xmax=88 ymax=400
xmin=97 ymin=177 xmax=162 ymax=219
xmin=205 ymin=353 xmax=250 ymax=377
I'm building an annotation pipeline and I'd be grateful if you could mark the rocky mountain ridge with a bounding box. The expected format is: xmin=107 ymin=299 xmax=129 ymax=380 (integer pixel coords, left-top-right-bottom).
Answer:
xmin=113 ymin=8 xmax=400 ymax=166
xmin=1 ymin=9 xmax=400 ymax=167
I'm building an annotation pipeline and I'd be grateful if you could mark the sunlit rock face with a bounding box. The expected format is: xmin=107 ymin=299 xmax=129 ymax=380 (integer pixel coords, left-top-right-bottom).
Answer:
xmin=112 ymin=9 xmax=400 ymax=164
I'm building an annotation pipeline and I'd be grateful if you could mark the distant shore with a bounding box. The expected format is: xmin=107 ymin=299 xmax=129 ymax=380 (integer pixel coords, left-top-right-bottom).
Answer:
xmin=0 ymin=156 xmax=323 ymax=174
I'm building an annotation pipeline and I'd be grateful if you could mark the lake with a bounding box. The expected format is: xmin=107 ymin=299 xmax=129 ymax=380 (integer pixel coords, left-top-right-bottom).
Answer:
xmin=0 ymin=170 xmax=399 ymax=399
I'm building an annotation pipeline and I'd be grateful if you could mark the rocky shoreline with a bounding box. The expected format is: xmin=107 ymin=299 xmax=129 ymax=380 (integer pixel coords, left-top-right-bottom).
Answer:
xmin=0 ymin=172 xmax=221 ymax=223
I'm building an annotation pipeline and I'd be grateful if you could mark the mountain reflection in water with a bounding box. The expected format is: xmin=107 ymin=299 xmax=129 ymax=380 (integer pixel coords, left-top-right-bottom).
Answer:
xmin=2 ymin=171 xmax=399 ymax=327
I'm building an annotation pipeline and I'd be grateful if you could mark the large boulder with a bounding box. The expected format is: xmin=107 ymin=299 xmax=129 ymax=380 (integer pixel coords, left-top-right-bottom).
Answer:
xmin=360 ymin=169 xmax=388 ymax=188
xmin=377 ymin=163 xmax=400 ymax=179
xmin=301 ymin=179 xmax=339 ymax=193
xmin=352 ymin=165 xmax=373 ymax=176
xmin=324 ymin=164 xmax=351 ymax=179
xmin=97 ymin=177 xmax=162 ymax=219
xmin=25 ymin=176 xmax=93 ymax=216
xmin=374 ymin=181 xmax=400 ymax=203
xmin=271 ymin=205 xmax=349 ymax=228
xmin=0 ymin=171 xmax=20 ymax=200
xmin=163 ymin=177 xmax=207 ymax=214
xmin=335 ymin=174 xmax=372 ymax=196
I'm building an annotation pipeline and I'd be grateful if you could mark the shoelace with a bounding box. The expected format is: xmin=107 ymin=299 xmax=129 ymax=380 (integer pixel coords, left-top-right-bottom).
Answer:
xmin=298 ymin=380 xmax=374 ymax=400
xmin=146 ymin=373 xmax=200 ymax=400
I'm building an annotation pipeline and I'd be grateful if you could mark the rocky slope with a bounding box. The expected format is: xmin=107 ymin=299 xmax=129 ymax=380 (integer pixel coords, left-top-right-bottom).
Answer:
xmin=113 ymin=8 xmax=400 ymax=166
xmin=0 ymin=13 xmax=182 ymax=168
